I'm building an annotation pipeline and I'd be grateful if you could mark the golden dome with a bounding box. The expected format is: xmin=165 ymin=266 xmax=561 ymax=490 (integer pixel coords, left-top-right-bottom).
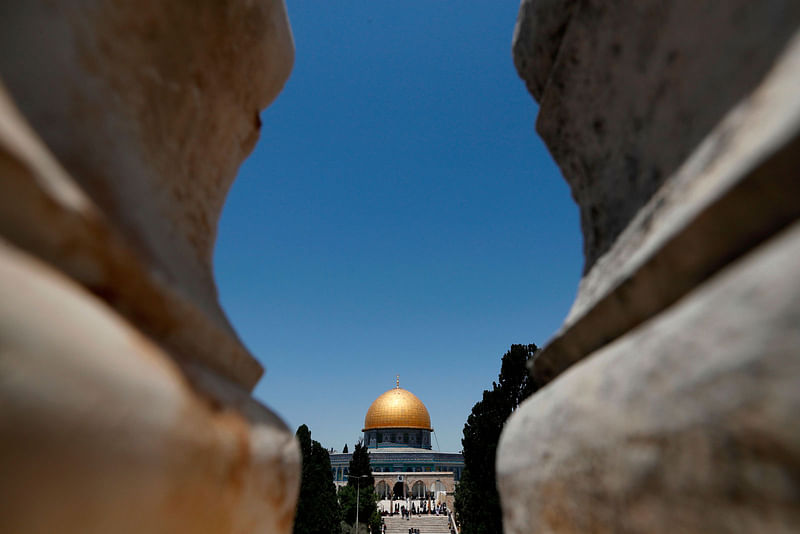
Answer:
xmin=363 ymin=386 xmax=432 ymax=431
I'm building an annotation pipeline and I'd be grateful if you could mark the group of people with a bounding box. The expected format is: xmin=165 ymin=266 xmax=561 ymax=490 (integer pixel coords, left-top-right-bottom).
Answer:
xmin=379 ymin=526 xmax=454 ymax=534
xmin=377 ymin=527 xmax=424 ymax=534
xmin=381 ymin=501 xmax=448 ymax=518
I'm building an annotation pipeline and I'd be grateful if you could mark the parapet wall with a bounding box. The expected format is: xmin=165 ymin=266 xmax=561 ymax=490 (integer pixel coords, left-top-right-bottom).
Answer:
xmin=498 ymin=1 xmax=800 ymax=532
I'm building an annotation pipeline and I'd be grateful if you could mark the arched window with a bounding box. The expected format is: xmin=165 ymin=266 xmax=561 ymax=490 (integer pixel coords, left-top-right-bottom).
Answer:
xmin=411 ymin=480 xmax=426 ymax=499
xmin=375 ymin=481 xmax=391 ymax=499
xmin=393 ymin=481 xmax=408 ymax=499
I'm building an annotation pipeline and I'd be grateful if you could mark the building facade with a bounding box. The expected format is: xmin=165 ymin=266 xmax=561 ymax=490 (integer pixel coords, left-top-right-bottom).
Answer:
xmin=330 ymin=379 xmax=464 ymax=506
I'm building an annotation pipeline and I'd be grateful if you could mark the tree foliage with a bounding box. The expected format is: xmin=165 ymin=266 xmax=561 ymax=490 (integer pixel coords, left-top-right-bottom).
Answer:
xmin=343 ymin=443 xmax=348 ymax=454
xmin=339 ymin=441 xmax=380 ymax=533
xmin=293 ymin=425 xmax=341 ymax=534
xmin=454 ymin=344 xmax=539 ymax=534
xmin=346 ymin=440 xmax=374 ymax=489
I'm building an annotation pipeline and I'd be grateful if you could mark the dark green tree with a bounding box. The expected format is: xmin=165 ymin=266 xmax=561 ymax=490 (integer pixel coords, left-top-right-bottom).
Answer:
xmin=293 ymin=425 xmax=341 ymax=534
xmin=339 ymin=441 xmax=380 ymax=533
xmin=454 ymin=344 xmax=539 ymax=534
xmin=346 ymin=441 xmax=374 ymax=489
xmin=343 ymin=443 xmax=348 ymax=454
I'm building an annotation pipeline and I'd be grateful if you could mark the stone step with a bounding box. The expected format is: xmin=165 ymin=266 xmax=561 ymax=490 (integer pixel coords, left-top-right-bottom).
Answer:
xmin=381 ymin=514 xmax=452 ymax=534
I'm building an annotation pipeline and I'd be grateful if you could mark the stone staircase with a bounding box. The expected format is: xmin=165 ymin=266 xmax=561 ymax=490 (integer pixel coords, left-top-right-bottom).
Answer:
xmin=382 ymin=514 xmax=452 ymax=534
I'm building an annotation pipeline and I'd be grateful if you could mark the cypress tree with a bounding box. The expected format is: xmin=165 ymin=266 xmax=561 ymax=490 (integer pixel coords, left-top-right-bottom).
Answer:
xmin=340 ymin=441 xmax=380 ymax=533
xmin=346 ymin=441 xmax=374 ymax=489
xmin=454 ymin=344 xmax=538 ymax=534
xmin=293 ymin=425 xmax=341 ymax=534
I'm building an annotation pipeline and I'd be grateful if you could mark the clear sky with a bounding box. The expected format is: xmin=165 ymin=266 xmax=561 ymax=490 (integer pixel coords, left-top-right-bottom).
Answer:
xmin=213 ymin=1 xmax=583 ymax=454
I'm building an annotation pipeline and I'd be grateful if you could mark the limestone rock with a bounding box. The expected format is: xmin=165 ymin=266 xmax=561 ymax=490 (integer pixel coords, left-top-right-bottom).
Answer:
xmin=515 ymin=0 xmax=800 ymax=273
xmin=500 ymin=1 xmax=800 ymax=532
xmin=0 ymin=0 xmax=295 ymax=388
xmin=498 ymin=221 xmax=800 ymax=534
xmin=513 ymin=0 xmax=800 ymax=389
xmin=0 ymin=1 xmax=300 ymax=532
xmin=512 ymin=0 xmax=577 ymax=101
xmin=0 ymin=240 xmax=301 ymax=534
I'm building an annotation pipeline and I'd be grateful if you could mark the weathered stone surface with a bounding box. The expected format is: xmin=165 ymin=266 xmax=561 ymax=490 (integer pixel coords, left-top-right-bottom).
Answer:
xmin=0 ymin=0 xmax=295 ymax=388
xmin=498 ymin=220 xmax=800 ymax=534
xmin=515 ymin=0 xmax=800 ymax=273
xmin=0 ymin=1 xmax=300 ymax=532
xmin=512 ymin=0 xmax=577 ymax=101
xmin=530 ymin=31 xmax=800 ymax=385
xmin=0 ymin=240 xmax=300 ymax=534
xmin=0 ymin=81 xmax=260 ymax=390
xmin=501 ymin=1 xmax=800 ymax=532
xmin=514 ymin=0 xmax=800 ymax=389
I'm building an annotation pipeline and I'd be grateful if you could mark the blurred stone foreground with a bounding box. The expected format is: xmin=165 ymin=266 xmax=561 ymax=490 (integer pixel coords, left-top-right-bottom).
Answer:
xmin=0 ymin=2 xmax=299 ymax=533
xmin=498 ymin=1 xmax=800 ymax=533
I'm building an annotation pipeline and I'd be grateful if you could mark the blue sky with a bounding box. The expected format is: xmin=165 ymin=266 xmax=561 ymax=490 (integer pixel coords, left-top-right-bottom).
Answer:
xmin=214 ymin=1 xmax=583 ymax=453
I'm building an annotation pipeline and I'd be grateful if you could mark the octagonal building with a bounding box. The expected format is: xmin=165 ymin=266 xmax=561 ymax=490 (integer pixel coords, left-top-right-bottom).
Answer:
xmin=330 ymin=378 xmax=464 ymax=503
xmin=362 ymin=382 xmax=433 ymax=449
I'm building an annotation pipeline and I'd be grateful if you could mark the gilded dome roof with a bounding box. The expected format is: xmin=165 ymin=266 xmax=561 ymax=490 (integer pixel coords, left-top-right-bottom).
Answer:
xmin=363 ymin=385 xmax=432 ymax=431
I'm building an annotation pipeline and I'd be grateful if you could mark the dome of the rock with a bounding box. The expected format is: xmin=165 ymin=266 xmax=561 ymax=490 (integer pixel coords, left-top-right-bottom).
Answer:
xmin=330 ymin=377 xmax=464 ymax=501
xmin=363 ymin=386 xmax=432 ymax=431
